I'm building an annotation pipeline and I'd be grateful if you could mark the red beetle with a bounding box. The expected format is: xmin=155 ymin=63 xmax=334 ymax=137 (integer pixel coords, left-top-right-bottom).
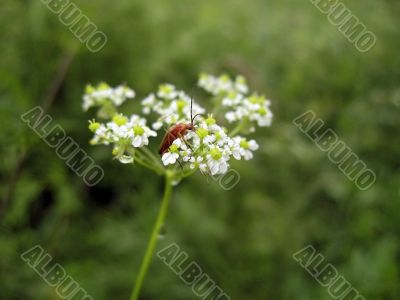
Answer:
xmin=158 ymin=99 xmax=200 ymax=155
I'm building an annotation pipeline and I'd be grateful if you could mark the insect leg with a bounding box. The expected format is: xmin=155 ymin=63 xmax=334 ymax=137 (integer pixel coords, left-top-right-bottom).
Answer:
xmin=177 ymin=133 xmax=193 ymax=152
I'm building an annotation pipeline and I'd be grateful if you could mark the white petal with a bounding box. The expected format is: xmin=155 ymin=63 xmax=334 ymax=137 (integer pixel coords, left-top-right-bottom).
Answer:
xmin=152 ymin=122 xmax=163 ymax=130
xmin=132 ymin=136 xmax=143 ymax=147
xmin=249 ymin=140 xmax=259 ymax=151
xmin=232 ymin=149 xmax=241 ymax=160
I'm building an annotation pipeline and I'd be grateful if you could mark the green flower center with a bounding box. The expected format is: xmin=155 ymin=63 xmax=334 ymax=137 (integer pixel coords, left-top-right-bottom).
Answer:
xmin=85 ymin=84 xmax=95 ymax=94
xmin=240 ymin=139 xmax=249 ymax=149
xmin=227 ymin=91 xmax=237 ymax=99
xmin=236 ymin=75 xmax=246 ymax=85
xmin=88 ymin=121 xmax=100 ymax=132
xmin=210 ymin=148 xmax=222 ymax=160
xmin=177 ymin=99 xmax=186 ymax=114
xmin=112 ymin=147 xmax=120 ymax=156
xmin=219 ymin=74 xmax=230 ymax=83
xmin=169 ymin=144 xmax=179 ymax=153
xmin=160 ymin=84 xmax=173 ymax=94
xmin=249 ymin=94 xmax=266 ymax=104
xmin=205 ymin=115 xmax=216 ymax=126
xmin=113 ymin=114 xmax=128 ymax=126
xmin=215 ymin=132 xmax=221 ymax=141
xmin=133 ymin=125 xmax=144 ymax=135
xmin=197 ymin=128 xmax=209 ymax=139
xmin=98 ymin=82 xmax=110 ymax=91
xmin=258 ymin=107 xmax=267 ymax=116
xmin=199 ymin=73 xmax=209 ymax=81
xmin=249 ymin=95 xmax=259 ymax=104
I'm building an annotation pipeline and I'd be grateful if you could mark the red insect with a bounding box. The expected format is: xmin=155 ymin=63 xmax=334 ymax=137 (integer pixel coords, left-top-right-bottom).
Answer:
xmin=158 ymin=99 xmax=201 ymax=156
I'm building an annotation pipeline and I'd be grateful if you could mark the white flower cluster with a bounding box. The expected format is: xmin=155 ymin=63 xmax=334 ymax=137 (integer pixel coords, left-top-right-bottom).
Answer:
xmin=83 ymin=83 xmax=135 ymax=111
xmin=198 ymin=73 xmax=249 ymax=95
xmin=83 ymin=74 xmax=272 ymax=176
xmin=198 ymin=73 xmax=273 ymax=127
xmin=88 ymin=114 xmax=157 ymax=164
xmin=141 ymin=84 xmax=205 ymax=130
xmin=161 ymin=116 xmax=259 ymax=175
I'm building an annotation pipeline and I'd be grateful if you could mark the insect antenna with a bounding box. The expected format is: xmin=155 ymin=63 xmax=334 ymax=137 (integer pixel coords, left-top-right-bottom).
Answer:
xmin=189 ymin=87 xmax=202 ymax=125
xmin=191 ymin=114 xmax=202 ymax=124
xmin=190 ymin=96 xmax=193 ymax=123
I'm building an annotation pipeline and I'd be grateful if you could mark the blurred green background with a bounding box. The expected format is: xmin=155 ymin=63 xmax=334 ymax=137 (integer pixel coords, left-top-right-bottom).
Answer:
xmin=1 ymin=0 xmax=399 ymax=299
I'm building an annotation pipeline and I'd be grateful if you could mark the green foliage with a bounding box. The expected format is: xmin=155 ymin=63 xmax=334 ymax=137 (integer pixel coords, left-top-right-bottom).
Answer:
xmin=1 ymin=0 xmax=399 ymax=299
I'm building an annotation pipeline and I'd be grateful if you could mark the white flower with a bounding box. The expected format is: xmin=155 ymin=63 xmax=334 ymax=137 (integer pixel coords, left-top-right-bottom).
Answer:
xmin=89 ymin=113 xmax=157 ymax=163
xmin=207 ymin=158 xmax=229 ymax=175
xmin=198 ymin=74 xmax=232 ymax=95
xmin=249 ymin=107 xmax=273 ymax=126
xmin=156 ymin=111 xmax=260 ymax=175
xmin=225 ymin=111 xmax=237 ymax=123
xmin=162 ymin=152 xmax=179 ymax=165
xmin=89 ymin=123 xmax=110 ymax=145
xmin=161 ymin=139 xmax=182 ymax=166
xmin=198 ymin=73 xmax=247 ymax=95
xmin=223 ymin=94 xmax=273 ymax=127
xmin=157 ymin=84 xmax=178 ymax=100
xmin=198 ymin=74 xmax=273 ymax=128
xmin=152 ymin=121 xmax=163 ymax=130
xmin=198 ymin=73 xmax=216 ymax=93
xmin=112 ymin=86 xmax=135 ymax=106
xmin=158 ymin=116 xmax=235 ymax=174
xmin=222 ymin=92 xmax=243 ymax=107
xmin=85 ymin=74 xmax=271 ymax=175
xmin=206 ymin=146 xmax=229 ymax=175
xmin=83 ymin=83 xmax=135 ymax=111
xmin=231 ymin=137 xmax=259 ymax=160
xmin=117 ymin=155 xmax=134 ymax=164
xmin=141 ymin=88 xmax=205 ymax=130
xmin=189 ymin=156 xmax=208 ymax=173
xmin=234 ymin=75 xmax=249 ymax=94
xmin=141 ymin=94 xmax=156 ymax=114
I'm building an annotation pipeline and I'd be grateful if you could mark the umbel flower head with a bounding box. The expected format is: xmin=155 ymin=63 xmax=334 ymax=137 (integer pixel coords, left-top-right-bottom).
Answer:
xmin=198 ymin=73 xmax=273 ymax=128
xmin=83 ymin=82 xmax=135 ymax=118
xmin=88 ymin=114 xmax=156 ymax=164
xmin=141 ymin=84 xmax=205 ymax=130
xmin=83 ymin=73 xmax=273 ymax=180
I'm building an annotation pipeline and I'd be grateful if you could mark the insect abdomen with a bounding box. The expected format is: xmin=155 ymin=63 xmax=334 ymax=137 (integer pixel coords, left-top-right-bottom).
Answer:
xmin=158 ymin=123 xmax=190 ymax=155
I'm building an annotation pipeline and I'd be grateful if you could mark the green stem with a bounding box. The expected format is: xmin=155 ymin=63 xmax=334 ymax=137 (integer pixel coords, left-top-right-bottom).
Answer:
xmin=134 ymin=155 xmax=162 ymax=175
xmin=181 ymin=167 xmax=198 ymax=178
xmin=130 ymin=170 xmax=174 ymax=300
xmin=229 ymin=117 xmax=248 ymax=136
xmin=141 ymin=147 xmax=164 ymax=170
xmin=127 ymin=147 xmax=164 ymax=175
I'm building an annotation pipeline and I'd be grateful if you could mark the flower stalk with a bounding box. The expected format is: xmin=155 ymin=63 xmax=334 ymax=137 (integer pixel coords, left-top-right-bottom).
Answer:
xmin=82 ymin=73 xmax=274 ymax=300
xmin=130 ymin=170 xmax=174 ymax=300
